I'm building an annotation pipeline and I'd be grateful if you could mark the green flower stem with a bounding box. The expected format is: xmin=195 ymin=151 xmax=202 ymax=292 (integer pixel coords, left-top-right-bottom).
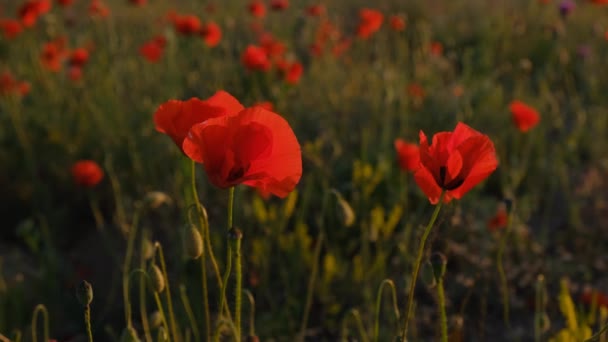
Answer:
xmin=497 ymin=205 xmax=515 ymax=328
xmin=122 ymin=206 xmax=142 ymax=329
xmin=227 ymin=187 xmax=235 ymax=228
xmin=437 ymin=278 xmax=448 ymax=342
xmin=214 ymin=248 xmax=233 ymax=342
xmin=401 ymin=191 xmax=445 ymax=340
xmin=341 ymin=309 xmax=369 ymax=342
xmin=299 ymin=231 xmax=324 ymax=342
xmin=84 ymin=305 xmax=93 ymax=342
xmin=373 ymin=279 xmax=400 ymax=342
xmin=154 ymin=242 xmax=180 ymax=342
xmin=31 ymin=304 xmax=49 ymax=342
xmin=153 ymin=292 xmax=170 ymax=337
xmin=231 ymin=232 xmax=242 ymax=342
xmin=139 ymin=233 xmax=152 ymax=342
xmin=190 ymin=160 xmax=210 ymax=340
xmin=179 ymin=284 xmax=200 ymax=342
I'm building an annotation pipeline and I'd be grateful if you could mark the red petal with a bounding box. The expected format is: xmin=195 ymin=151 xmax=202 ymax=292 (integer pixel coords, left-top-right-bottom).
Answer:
xmin=414 ymin=166 xmax=443 ymax=204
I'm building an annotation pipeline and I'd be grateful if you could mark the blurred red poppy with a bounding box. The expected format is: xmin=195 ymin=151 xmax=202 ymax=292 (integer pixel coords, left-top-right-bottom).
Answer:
xmin=40 ymin=40 xmax=66 ymax=72
xmin=0 ymin=19 xmax=22 ymax=39
xmin=389 ymin=16 xmax=406 ymax=31
xmin=487 ymin=206 xmax=507 ymax=231
xmin=154 ymin=91 xmax=244 ymax=153
xmin=56 ymin=0 xmax=74 ymax=6
xmin=284 ymin=62 xmax=303 ymax=84
xmin=129 ymin=0 xmax=147 ymax=6
xmin=71 ymin=160 xmax=104 ymax=188
xmin=242 ymin=45 xmax=271 ymax=71
xmin=407 ymin=83 xmax=425 ymax=101
xmin=394 ymin=139 xmax=420 ymax=172
xmin=356 ymin=8 xmax=383 ymax=39
xmin=581 ymin=290 xmax=608 ymax=309
xmin=68 ymin=66 xmax=83 ymax=82
xmin=270 ymin=0 xmax=289 ymax=11
xmin=183 ymin=106 xmax=302 ymax=197
xmin=89 ymin=0 xmax=110 ymax=18
xmin=173 ymin=14 xmax=201 ymax=35
xmin=200 ymin=22 xmax=221 ymax=47
xmin=140 ymin=36 xmax=165 ymax=63
xmin=69 ymin=48 xmax=89 ymax=67
xmin=414 ymin=122 xmax=498 ymax=204
xmin=0 ymin=71 xmax=30 ymax=97
xmin=430 ymin=41 xmax=443 ymax=56
xmin=260 ymin=33 xmax=286 ymax=59
xmin=19 ymin=0 xmax=51 ymax=28
xmin=253 ymin=101 xmax=274 ymax=111
xmin=509 ymin=100 xmax=540 ymax=132
xmin=591 ymin=0 xmax=608 ymax=4
xmin=248 ymin=1 xmax=266 ymax=18
xmin=305 ymin=4 xmax=325 ymax=17
xmin=332 ymin=38 xmax=352 ymax=57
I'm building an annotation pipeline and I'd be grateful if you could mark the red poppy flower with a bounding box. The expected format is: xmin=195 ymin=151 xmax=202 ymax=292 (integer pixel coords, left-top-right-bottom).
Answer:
xmin=414 ymin=122 xmax=498 ymax=204
xmin=140 ymin=38 xmax=165 ymax=63
xmin=259 ymin=34 xmax=286 ymax=59
xmin=0 ymin=71 xmax=30 ymax=97
xmin=40 ymin=41 xmax=65 ymax=72
xmin=71 ymin=160 xmax=104 ymax=188
xmin=89 ymin=0 xmax=110 ymax=18
xmin=129 ymin=0 xmax=147 ymax=6
xmin=389 ymin=16 xmax=406 ymax=31
xmin=270 ymin=0 xmax=288 ymax=11
xmin=407 ymin=83 xmax=425 ymax=101
xmin=305 ymin=4 xmax=325 ymax=17
xmin=284 ymin=62 xmax=303 ymax=84
xmin=487 ymin=206 xmax=507 ymax=231
xmin=394 ymin=139 xmax=420 ymax=172
xmin=154 ymin=91 xmax=244 ymax=153
xmin=430 ymin=41 xmax=443 ymax=56
xmin=183 ymin=106 xmax=302 ymax=197
xmin=0 ymin=19 xmax=23 ymax=39
xmin=248 ymin=1 xmax=266 ymax=18
xmin=253 ymin=101 xmax=273 ymax=111
xmin=19 ymin=0 xmax=51 ymax=28
xmin=200 ymin=22 xmax=221 ymax=47
xmin=509 ymin=100 xmax=540 ymax=132
xmin=69 ymin=48 xmax=89 ymax=67
xmin=356 ymin=8 xmax=383 ymax=39
xmin=173 ymin=14 xmax=201 ymax=35
xmin=581 ymin=290 xmax=608 ymax=309
xmin=332 ymin=38 xmax=352 ymax=57
xmin=68 ymin=66 xmax=83 ymax=82
xmin=56 ymin=0 xmax=74 ymax=6
xmin=241 ymin=45 xmax=271 ymax=71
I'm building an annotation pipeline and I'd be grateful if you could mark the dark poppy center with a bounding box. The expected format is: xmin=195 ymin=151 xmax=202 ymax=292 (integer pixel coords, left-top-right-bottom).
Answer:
xmin=439 ymin=166 xmax=464 ymax=190
xmin=227 ymin=165 xmax=248 ymax=182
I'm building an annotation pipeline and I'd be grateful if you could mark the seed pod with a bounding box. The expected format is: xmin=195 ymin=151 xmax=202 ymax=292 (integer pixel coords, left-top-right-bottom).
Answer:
xmin=76 ymin=280 xmax=93 ymax=307
xmin=148 ymin=263 xmax=165 ymax=293
xmin=148 ymin=311 xmax=163 ymax=329
xmin=183 ymin=225 xmax=203 ymax=259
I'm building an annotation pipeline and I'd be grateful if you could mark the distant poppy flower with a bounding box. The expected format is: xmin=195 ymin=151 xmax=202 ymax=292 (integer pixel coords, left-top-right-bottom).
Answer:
xmin=71 ymin=160 xmax=104 ymax=188
xmin=389 ymin=16 xmax=406 ymax=31
xmin=414 ymin=122 xmax=498 ymax=204
xmin=183 ymin=106 xmax=302 ymax=197
xmin=19 ymin=0 xmax=51 ymax=28
xmin=253 ymin=101 xmax=273 ymax=111
xmin=407 ymin=83 xmax=425 ymax=101
xmin=40 ymin=41 xmax=65 ymax=72
xmin=241 ymin=45 xmax=271 ymax=71
xmin=509 ymin=100 xmax=540 ymax=132
xmin=200 ymin=22 xmax=221 ymax=47
xmin=129 ymin=0 xmax=147 ymax=6
xmin=452 ymin=85 xmax=465 ymax=98
xmin=173 ymin=14 xmax=201 ymax=35
xmin=259 ymin=34 xmax=286 ymax=59
xmin=270 ymin=0 xmax=288 ymax=11
xmin=0 ymin=19 xmax=23 ymax=39
xmin=89 ymin=0 xmax=110 ymax=18
xmin=68 ymin=66 xmax=83 ymax=81
xmin=430 ymin=41 xmax=443 ymax=56
xmin=154 ymin=91 xmax=244 ymax=153
xmin=140 ymin=37 xmax=165 ymax=63
xmin=69 ymin=48 xmax=89 ymax=67
xmin=305 ymin=4 xmax=325 ymax=17
xmin=487 ymin=206 xmax=508 ymax=231
xmin=332 ymin=38 xmax=352 ymax=57
xmin=394 ymin=139 xmax=420 ymax=172
xmin=248 ymin=1 xmax=266 ymax=18
xmin=283 ymin=62 xmax=303 ymax=84
xmin=205 ymin=3 xmax=217 ymax=13
xmin=309 ymin=43 xmax=323 ymax=57
xmin=0 ymin=71 xmax=30 ymax=97
xmin=592 ymin=0 xmax=608 ymax=4
xmin=56 ymin=0 xmax=74 ymax=6
xmin=356 ymin=8 xmax=383 ymax=39
xmin=581 ymin=290 xmax=608 ymax=309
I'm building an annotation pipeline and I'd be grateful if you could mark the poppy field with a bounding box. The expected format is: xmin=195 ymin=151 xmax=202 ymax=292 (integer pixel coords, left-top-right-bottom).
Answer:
xmin=2 ymin=0 xmax=608 ymax=341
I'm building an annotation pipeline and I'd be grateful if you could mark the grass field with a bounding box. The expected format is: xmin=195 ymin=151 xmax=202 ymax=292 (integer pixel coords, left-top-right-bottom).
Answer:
xmin=2 ymin=0 xmax=608 ymax=341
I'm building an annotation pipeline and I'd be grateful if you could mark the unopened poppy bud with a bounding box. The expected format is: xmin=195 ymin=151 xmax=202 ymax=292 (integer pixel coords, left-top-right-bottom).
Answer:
xmin=119 ymin=326 xmax=140 ymax=342
xmin=144 ymin=191 xmax=172 ymax=208
xmin=332 ymin=190 xmax=355 ymax=227
xmin=431 ymin=252 xmax=447 ymax=282
xmin=76 ymin=280 xmax=93 ymax=307
xmin=245 ymin=336 xmax=260 ymax=342
xmin=184 ymin=225 xmax=203 ymax=259
xmin=228 ymin=227 xmax=243 ymax=240
xmin=148 ymin=311 xmax=162 ymax=329
xmin=148 ymin=263 xmax=165 ymax=293
xmin=142 ymin=237 xmax=154 ymax=261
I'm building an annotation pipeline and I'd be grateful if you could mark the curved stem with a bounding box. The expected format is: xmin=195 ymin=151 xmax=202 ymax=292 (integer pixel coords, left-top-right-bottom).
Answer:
xmin=139 ymin=232 xmax=153 ymax=342
xmin=31 ymin=304 xmax=49 ymax=342
xmin=122 ymin=206 xmax=142 ymax=328
xmin=437 ymin=279 xmax=448 ymax=342
xmin=401 ymin=191 xmax=445 ymax=340
xmin=243 ymin=289 xmax=256 ymax=336
xmin=299 ymin=231 xmax=324 ymax=342
xmin=373 ymin=279 xmax=400 ymax=342
xmin=179 ymin=284 xmax=200 ymax=342
xmin=190 ymin=160 xmax=210 ymax=340
xmin=154 ymin=242 xmax=180 ymax=342
xmin=341 ymin=309 xmax=369 ymax=342
xmin=153 ymin=292 xmax=170 ymax=338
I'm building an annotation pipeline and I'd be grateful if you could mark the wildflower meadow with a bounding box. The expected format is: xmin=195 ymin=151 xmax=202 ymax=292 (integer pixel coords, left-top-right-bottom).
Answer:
xmin=1 ymin=0 xmax=608 ymax=341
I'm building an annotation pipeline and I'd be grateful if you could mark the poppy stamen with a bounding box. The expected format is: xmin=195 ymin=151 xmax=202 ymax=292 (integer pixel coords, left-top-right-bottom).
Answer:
xmin=227 ymin=166 xmax=247 ymax=182
xmin=438 ymin=165 xmax=464 ymax=190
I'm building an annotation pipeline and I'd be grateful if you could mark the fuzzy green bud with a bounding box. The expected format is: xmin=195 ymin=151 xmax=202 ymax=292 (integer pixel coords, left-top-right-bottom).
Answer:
xmin=148 ymin=263 xmax=165 ymax=293
xmin=76 ymin=280 xmax=93 ymax=307
xmin=183 ymin=225 xmax=203 ymax=259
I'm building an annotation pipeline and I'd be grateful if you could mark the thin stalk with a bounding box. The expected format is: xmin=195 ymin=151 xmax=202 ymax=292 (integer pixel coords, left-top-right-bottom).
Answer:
xmin=84 ymin=305 xmax=93 ymax=342
xmin=140 ymin=231 xmax=153 ymax=342
xmin=341 ymin=309 xmax=369 ymax=342
xmin=154 ymin=243 xmax=180 ymax=342
xmin=190 ymin=160 xmax=210 ymax=340
xmin=497 ymin=205 xmax=515 ymax=328
xmin=214 ymin=248 xmax=233 ymax=342
xmin=153 ymin=292 xmax=170 ymax=338
xmin=401 ymin=191 xmax=445 ymax=340
xmin=535 ymin=275 xmax=545 ymax=342
xmin=179 ymin=284 xmax=201 ymax=342
xmin=373 ymin=279 xmax=400 ymax=342
xmin=298 ymin=231 xmax=324 ymax=342
xmin=243 ymin=290 xmax=256 ymax=336
xmin=31 ymin=304 xmax=49 ymax=342
xmin=228 ymin=227 xmax=243 ymax=342
xmin=437 ymin=278 xmax=448 ymax=342
xmin=227 ymin=187 xmax=235 ymax=228
xmin=122 ymin=206 xmax=142 ymax=329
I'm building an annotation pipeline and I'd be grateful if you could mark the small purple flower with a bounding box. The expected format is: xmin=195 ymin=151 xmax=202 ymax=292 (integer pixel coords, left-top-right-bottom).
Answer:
xmin=559 ymin=0 xmax=576 ymax=17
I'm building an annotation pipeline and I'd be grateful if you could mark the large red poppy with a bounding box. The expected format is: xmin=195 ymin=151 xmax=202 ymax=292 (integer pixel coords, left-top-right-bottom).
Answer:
xmin=509 ymin=100 xmax=540 ymax=132
xmin=414 ymin=123 xmax=498 ymax=204
xmin=154 ymin=91 xmax=244 ymax=153
xmin=394 ymin=139 xmax=420 ymax=172
xmin=183 ymin=106 xmax=302 ymax=198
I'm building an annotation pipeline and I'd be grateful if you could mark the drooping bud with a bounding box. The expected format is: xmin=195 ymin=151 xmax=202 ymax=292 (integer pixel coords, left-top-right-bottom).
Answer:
xmin=183 ymin=225 xmax=203 ymax=259
xmin=76 ymin=280 xmax=93 ymax=307
xmin=148 ymin=263 xmax=165 ymax=293
xmin=431 ymin=252 xmax=447 ymax=283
